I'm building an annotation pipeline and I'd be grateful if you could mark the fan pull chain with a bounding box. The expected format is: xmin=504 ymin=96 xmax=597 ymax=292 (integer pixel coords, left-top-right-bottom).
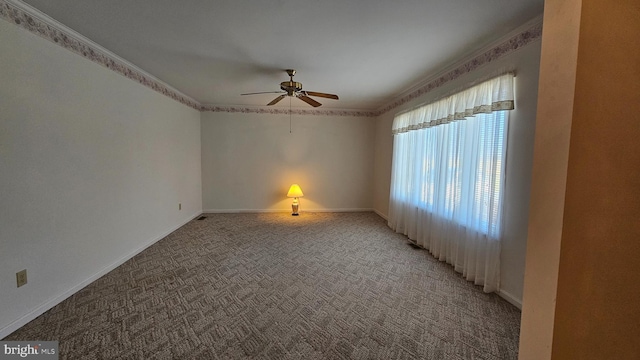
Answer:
xmin=289 ymin=97 xmax=292 ymax=134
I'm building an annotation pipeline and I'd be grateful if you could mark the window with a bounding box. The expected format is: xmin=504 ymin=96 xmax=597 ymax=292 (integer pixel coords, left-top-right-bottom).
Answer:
xmin=388 ymin=74 xmax=514 ymax=292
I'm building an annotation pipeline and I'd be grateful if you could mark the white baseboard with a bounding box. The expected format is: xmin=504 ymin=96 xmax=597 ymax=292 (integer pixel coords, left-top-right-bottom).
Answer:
xmin=303 ymin=208 xmax=373 ymax=213
xmin=498 ymin=289 xmax=522 ymax=310
xmin=373 ymin=209 xmax=388 ymax=221
xmin=203 ymin=209 xmax=287 ymax=213
xmin=0 ymin=211 xmax=201 ymax=339
xmin=202 ymin=208 xmax=374 ymax=214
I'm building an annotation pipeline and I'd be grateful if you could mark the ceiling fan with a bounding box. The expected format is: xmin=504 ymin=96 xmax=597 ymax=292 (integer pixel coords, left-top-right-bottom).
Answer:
xmin=241 ymin=69 xmax=339 ymax=107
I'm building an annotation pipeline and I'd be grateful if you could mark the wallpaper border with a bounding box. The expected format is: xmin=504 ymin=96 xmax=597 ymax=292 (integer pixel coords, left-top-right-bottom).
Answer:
xmin=376 ymin=20 xmax=543 ymax=115
xmin=198 ymin=105 xmax=377 ymax=117
xmin=1 ymin=0 xmax=542 ymax=117
xmin=0 ymin=0 xmax=201 ymax=110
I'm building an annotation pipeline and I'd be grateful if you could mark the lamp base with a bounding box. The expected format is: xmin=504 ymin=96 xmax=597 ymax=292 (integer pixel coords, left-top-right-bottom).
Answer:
xmin=291 ymin=213 xmax=299 ymax=216
xmin=291 ymin=202 xmax=299 ymax=216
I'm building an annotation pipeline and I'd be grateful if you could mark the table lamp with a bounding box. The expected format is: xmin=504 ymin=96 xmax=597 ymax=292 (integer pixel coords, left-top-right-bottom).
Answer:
xmin=287 ymin=184 xmax=304 ymax=216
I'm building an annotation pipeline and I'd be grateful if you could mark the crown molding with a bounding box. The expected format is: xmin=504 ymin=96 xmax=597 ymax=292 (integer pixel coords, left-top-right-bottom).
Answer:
xmin=0 ymin=0 xmax=201 ymax=110
xmin=376 ymin=15 xmax=543 ymax=115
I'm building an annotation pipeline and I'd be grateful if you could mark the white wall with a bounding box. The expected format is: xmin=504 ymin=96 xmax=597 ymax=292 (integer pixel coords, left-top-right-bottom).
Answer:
xmin=372 ymin=41 xmax=542 ymax=307
xmin=0 ymin=20 xmax=202 ymax=337
xmin=201 ymin=111 xmax=375 ymax=212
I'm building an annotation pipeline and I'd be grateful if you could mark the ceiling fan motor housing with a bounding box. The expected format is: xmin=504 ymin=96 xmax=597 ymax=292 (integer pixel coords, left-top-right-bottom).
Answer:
xmin=280 ymin=81 xmax=303 ymax=93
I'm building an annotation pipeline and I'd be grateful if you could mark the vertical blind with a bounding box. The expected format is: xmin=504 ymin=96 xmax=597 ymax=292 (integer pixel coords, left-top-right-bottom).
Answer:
xmin=388 ymin=74 xmax=514 ymax=292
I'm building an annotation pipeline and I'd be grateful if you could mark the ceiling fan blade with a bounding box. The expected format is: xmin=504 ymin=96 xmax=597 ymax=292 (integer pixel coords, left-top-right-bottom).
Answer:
xmin=304 ymin=91 xmax=339 ymax=100
xmin=298 ymin=95 xmax=322 ymax=107
xmin=241 ymin=91 xmax=285 ymax=96
xmin=267 ymin=94 xmax=287 ymax=106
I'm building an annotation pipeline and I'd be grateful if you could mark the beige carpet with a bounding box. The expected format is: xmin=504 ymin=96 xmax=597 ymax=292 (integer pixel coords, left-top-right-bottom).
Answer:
xmin=4 ymin=212 xmax=521 ymax=359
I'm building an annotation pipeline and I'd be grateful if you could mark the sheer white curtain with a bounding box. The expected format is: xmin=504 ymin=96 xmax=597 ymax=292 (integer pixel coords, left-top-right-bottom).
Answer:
xmin=388 ymin=74 xmax=514 ymax=293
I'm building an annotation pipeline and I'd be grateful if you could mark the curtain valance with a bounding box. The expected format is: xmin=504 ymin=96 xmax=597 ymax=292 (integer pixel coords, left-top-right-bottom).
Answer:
xmin=392 ymin=73 xmax=514 ymax=135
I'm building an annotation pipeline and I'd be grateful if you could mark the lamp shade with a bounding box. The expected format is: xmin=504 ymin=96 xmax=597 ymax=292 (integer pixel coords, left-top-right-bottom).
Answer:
xmin=287 ymin=184 xmax=304 ymax=198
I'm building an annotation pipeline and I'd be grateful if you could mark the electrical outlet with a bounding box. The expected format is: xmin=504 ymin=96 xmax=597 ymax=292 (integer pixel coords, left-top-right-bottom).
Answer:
xmin=179 ymin=203 xmax=182 ymax=210
xmin=16 ymin=269 xmax=27 ymax=287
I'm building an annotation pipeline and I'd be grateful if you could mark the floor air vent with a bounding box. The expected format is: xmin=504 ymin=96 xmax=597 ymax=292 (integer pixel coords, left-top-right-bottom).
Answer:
xmin=408 ymin=242 xmax=422 ymax=249
xmin=197 ymin=216 xmax=207 ymax=220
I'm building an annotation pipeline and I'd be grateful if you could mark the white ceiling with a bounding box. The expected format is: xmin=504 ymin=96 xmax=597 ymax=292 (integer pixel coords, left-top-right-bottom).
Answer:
xmin=22 ymin=0 xmax=543 ymax=110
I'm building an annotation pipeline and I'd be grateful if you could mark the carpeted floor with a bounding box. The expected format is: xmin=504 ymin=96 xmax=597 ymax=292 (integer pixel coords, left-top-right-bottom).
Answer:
xmin=4 ymin=212 xmax=521 ymax=359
